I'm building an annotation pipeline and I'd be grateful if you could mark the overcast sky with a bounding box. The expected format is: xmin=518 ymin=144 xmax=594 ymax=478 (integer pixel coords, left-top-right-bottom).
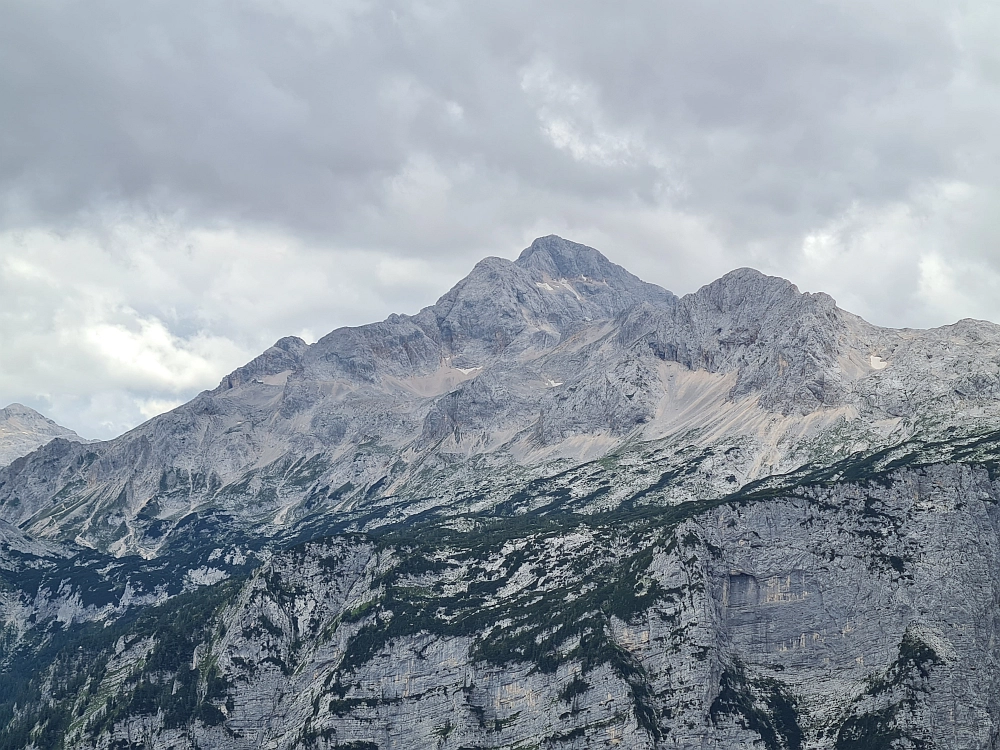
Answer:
xmin=2 ymin=0 xmax=1000 ymax=438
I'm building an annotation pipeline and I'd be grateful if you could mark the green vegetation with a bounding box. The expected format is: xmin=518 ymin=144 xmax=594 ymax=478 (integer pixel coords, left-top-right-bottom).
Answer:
xmin=834 ymin=708 xmax=902 ymax=750
xmin=730 ymin=427 xmax=1000 ymax=504
xmin=433 ymin=719 xmax=455 ymax=739
xmin=710 ymin=661 xmax=802 ymax=750
xmin=557 ymin=676 xmax=590 ymax=704
xmin=0 ymin=577 xmax=242 ymax=750
xmin=335 ymin=500 xmax=712 ymax=678
xmin=832 ymin=631 xmax=942 ymax=750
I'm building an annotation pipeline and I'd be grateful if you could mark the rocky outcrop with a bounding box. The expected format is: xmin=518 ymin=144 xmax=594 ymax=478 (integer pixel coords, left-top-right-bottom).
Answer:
xmin=213 ymin=336 xmax=309 ymax=392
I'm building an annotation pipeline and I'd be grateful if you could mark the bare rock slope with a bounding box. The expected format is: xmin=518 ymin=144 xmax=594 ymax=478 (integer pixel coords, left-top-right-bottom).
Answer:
xmin=11 ymin=237 xmax=1000 ymax=748
xmin=3 ymin=236 xmax=1000 ymax=557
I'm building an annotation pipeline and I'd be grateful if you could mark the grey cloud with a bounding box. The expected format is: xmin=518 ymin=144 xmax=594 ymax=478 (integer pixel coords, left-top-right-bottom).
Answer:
xmin=3 ymin=0 xmax=1000 ymax=436
xmin=2 ymin=0 xmax=985 ymax=249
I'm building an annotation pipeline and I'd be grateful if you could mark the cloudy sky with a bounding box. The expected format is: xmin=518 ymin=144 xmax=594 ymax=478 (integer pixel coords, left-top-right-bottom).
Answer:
xmin=2 ymin=0 xmax=1000 ymax=438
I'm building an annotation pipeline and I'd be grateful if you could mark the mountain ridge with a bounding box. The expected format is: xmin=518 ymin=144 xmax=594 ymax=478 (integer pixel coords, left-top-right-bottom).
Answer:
xmin=7 ymin=236 xmax=1000 ymax=748
xmin=2 ymin=236 xmax=1000 ymax=559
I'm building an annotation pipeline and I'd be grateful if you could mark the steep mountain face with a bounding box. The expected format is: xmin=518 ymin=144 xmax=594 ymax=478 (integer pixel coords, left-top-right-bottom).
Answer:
xmin=4 ymin=237 xmax=1000 ymax=558
xmin=8 ymin=237 xmax=1000 ymax=749
xmin=6 ymin=440 xmax=1000 ymax=750
xmin=0 ymin=404 xmax=88 ymax=468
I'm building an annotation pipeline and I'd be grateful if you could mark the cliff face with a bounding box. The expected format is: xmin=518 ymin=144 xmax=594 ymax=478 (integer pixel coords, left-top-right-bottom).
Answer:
xmin=210 ymin=461 xmax=1000 ymax=750
xmin=6 ymin=237 xmax=1000 ymax=749
xmin=6 ymin=453 xmax=1000 ymax=749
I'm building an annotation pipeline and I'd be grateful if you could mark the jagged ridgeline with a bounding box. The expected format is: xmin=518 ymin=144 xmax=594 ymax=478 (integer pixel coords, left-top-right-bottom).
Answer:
xmin=4 ymin=236 xmax=1000 ymax=748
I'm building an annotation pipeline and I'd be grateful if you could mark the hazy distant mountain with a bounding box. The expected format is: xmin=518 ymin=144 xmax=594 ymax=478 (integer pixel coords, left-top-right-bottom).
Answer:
xmin=0 ymin=402 xmax=88 ymax=467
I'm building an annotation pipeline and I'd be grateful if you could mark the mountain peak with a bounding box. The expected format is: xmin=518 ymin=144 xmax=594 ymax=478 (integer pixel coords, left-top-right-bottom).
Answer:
xmin=0 ymin=402 xmax=66 ymax=425
xmin=1 ymin=403 xmax=43 ymax=419
xmin=689 ymin=266 xmax=835 ymax=314
xmin=515 ymin=235 xmax=617 ymax=280
xmin=515 ymin=235 xmax=676 ymax=308
xmin=8 ymin=234 xmax=1000 ymax=563
xmin=705 ymin=267 xmax=797 ymax=293
xmin=215 ymin=336 xmax=309 ymax=392
xmin=697 ymin=267 xmax=841 ymax=309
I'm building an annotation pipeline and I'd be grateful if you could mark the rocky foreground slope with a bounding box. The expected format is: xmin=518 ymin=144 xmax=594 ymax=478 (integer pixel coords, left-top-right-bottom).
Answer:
xmin=5 ymin=436 xmax=1000 ymax=749
xmin=5 ymin=237 xmax=1000 ymax=748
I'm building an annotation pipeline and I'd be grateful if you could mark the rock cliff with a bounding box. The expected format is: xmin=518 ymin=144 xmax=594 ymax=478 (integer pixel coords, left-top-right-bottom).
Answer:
xmin=5 ymin=237 xmax=1000 ymax=748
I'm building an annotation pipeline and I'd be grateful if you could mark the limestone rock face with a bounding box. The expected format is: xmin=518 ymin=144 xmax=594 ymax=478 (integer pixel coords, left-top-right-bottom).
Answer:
xmin=9 ymin=457 xmax=1000 ymax=749
xmin=4 ymin=237 xmax=1000 ymax=559
xmin=8 ymin=237 xmax=1000 ymax=748
xmin=0 ymin=403 xmax=88 ymax=467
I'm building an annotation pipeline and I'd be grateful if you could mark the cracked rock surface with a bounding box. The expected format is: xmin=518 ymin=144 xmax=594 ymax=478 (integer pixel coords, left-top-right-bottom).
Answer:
xmin=6 ymin=237 xmax=1000 ymax=748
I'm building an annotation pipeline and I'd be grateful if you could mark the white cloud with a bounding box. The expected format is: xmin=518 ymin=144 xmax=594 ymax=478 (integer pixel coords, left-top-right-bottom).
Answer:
xmin=0 ymin=219 xmax=465 ymax=437
xmin=84 ymin=317 xmax=237 ymax=392
xmin=520 ymin=60 xmax=661 ymax=169
xmin=780 ymin=180 xmax=1000 ymax=328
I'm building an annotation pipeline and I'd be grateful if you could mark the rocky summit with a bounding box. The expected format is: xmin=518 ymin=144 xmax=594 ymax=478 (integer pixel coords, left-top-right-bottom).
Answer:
xmin=4 ymin=236 xmax=1000 ymax=748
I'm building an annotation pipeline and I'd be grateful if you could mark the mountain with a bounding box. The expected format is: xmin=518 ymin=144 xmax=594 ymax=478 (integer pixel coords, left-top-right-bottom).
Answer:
xmin=3 ymin=236 xmax=1000 ymax=558
xmin=0 ymin=403 xmax=88 ymax=467
xmin=5 ymin=236 xmax=1000 ymax=748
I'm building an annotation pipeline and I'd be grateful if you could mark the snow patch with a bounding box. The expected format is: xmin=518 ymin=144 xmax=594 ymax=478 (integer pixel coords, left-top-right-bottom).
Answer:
xmin=870 ymin=355 xmax=889 ymax=370
xmin=535 ymin=279 xmax=582 ymax=301
xmin=273 ymin=503 xmax=294 ymax=525
xmin=457 ymin=367 xmax=481 ymax=374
